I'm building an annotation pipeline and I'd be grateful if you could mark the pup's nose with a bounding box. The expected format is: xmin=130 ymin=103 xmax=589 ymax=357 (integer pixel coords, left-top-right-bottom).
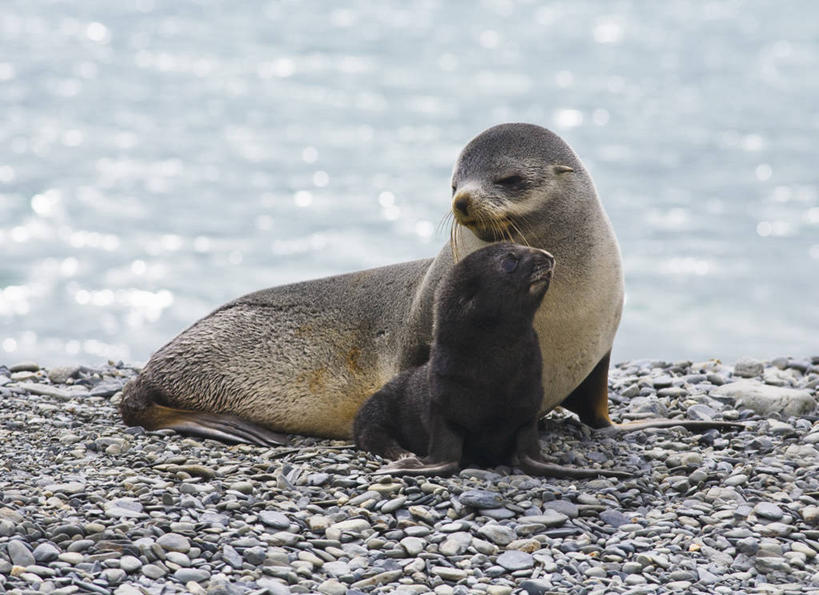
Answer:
xmin=452 ymin=193 xmax=471 ymax=216
xmin=535 ymin=249 xmax=555 ymax=271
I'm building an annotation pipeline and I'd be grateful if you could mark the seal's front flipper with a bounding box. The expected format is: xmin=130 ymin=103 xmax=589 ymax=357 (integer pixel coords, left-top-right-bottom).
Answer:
xmin=373 ymin=455 xmax=459 ymax=477
xmin=559 ymin=351 xmax=615 ymax=428
xmin=129 ymin=404 xmax=287 ymax=446
xmin=598 ymin=419 xmax=745 ymax=434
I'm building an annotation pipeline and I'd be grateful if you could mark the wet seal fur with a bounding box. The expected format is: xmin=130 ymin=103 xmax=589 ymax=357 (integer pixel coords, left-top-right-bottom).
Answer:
xmin=354 ymin=243 xmax=630 ymax=478
xmin=120 ymin=123 xmax=741 ymax=445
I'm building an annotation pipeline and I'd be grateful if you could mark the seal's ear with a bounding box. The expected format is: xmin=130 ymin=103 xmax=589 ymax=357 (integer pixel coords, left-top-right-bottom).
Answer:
xmin=553 ymin=165 xmax=574 ymax=174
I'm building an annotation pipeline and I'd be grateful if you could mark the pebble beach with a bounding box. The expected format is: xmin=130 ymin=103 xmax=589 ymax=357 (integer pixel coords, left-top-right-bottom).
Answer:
xmin=1 ymin=356 xmax=818 ymax=595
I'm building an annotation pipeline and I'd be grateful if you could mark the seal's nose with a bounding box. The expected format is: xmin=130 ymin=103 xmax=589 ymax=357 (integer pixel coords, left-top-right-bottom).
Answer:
xmin=452 ymin=193 xmax=470 ymax=216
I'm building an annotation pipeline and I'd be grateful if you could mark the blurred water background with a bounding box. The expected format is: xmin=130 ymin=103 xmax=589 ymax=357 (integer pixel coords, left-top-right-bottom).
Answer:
xmin=1 ymin=0 xmax=817 ymax=367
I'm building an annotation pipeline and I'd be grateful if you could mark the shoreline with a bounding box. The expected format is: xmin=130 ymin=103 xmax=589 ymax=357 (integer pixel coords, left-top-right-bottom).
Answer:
xmin=1 ymin=357 xmax=818 ymax=594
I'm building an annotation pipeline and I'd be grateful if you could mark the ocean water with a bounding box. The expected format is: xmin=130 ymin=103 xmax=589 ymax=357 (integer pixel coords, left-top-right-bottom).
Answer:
xmin=1 ymin=0 xmax=817 ymax=367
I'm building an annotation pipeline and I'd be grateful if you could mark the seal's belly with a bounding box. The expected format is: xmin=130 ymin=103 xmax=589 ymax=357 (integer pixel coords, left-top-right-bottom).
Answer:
xmin=535 ymin=266 xmax=624 ymax=415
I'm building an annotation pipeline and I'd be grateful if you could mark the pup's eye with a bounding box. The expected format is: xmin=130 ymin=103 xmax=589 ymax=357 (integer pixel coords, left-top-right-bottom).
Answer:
xmin=451 ymin=184 xmax=457 ymax=195
xmin=501 ymin=255 xmax=518 ymax=273
xmin=495 ymin=174 xmax=523 ymax=187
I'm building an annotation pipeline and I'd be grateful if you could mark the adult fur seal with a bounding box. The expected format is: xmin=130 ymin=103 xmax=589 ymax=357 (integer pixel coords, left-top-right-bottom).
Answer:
xmin=354 ymin=242 xmax=629 ymax=478
xmin=120 ymin=123 xmax=738 ymax=444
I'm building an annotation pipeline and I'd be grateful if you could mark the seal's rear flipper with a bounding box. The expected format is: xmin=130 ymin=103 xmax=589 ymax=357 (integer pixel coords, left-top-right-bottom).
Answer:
xmin=149 ymin=405 xmax=288 ymax=446
xmin=120 ymin=375 xmax=287 ymax=446
xmin=132 ymin=404 xmax=288 ymax=446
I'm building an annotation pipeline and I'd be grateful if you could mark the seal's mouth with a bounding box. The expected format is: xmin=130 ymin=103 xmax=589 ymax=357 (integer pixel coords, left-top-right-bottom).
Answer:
xmin=454 ymin=214 xmax=514 ymax=242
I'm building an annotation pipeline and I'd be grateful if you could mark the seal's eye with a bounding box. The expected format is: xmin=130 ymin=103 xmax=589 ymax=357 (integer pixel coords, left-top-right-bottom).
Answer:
xmin=495 ymin=174 xmax=523 ymax=188
xmin=451 ymin=184 xmax=457 ymax=195
xmin=500 ymin=255 xmax=519 ymax=273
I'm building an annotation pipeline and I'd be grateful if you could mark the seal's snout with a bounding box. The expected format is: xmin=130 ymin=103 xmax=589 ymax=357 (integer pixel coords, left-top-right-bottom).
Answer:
xmin=452 ymin=193 xmax=471 ymax=217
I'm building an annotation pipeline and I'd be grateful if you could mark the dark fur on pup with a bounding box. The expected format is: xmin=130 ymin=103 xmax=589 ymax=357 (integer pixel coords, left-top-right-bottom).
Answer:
xmin=353 ymin=242 xmax=630 ymax=478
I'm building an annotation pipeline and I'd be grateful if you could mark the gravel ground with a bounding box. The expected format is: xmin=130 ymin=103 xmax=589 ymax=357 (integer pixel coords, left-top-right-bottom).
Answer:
xmin=1 ymin=356 xmax=818 ymax=595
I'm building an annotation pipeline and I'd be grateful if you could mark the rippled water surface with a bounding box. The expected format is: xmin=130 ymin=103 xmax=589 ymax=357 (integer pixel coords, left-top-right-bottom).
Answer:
xmin=2 ymin=0 xmax=818 ymax=366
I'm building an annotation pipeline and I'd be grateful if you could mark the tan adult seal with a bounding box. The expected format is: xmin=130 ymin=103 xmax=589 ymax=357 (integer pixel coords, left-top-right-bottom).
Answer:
xmin=121 ymin=123 xmax=736 ymax=445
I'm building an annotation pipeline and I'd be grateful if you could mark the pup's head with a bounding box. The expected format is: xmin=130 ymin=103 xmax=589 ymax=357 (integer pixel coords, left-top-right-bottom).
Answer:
xmin=436 ymin=242 xmax=555 ymax=329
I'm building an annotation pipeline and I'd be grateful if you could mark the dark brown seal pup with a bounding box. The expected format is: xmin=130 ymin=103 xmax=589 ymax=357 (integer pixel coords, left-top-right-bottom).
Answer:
xmin=353 ymin=243 xmax=629 ymax=478
xmin=120 ymin=123 xmax=741 ymax=445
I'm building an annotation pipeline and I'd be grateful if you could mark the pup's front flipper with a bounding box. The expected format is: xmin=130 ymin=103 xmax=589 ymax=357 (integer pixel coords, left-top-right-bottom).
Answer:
xmin=515 ymin=420 xmax=632 ymax=479
xmin=373 ymin=414 xmax=464 ymax=477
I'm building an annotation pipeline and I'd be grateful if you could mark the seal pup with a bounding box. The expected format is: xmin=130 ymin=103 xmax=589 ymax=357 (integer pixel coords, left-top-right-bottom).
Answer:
xmin=120 ymin=123 xmax=739 ymax=444
xmin=354 ymin=243 xmax=630 ymax=478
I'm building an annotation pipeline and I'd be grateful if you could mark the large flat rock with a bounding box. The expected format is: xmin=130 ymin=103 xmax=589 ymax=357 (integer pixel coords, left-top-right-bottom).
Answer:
xmin=712 ymin=380 xmax=816 ymax=417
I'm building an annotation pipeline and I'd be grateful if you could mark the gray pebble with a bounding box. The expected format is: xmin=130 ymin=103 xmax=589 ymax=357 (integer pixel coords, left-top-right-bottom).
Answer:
xmin=259 ymin=510 xmax=291 ymax=529
xmin=542 ymin=500 xmax=578 ymax=518
xmin=599 ymin=509 xmax=630 ymax=527
xmin=32 ymin=542 xmax=60 ymax=563
xmin=439 ymin=532 xmax=471 ymax=556
xmin=102 ymin=568 xmax=126 ymax=584
xmin=686 ymin=404 xmax=717 ymax=421
xmin=459 ymin=489 xmax=504 ymax=509
xmin=497 ymin=550 xmax=534 ymax=571
xmin=119 ymin=555 xmax=142 ymax=573
xmin=221 ymin=544 xmax=243 ymax=569
xmin=477 ymin=523 xmax=516 ymax=546
xmin=174 ymin=568 xmax=211 ymax=583
xmin=156 ymin=532 xmax=191 ymax=553
xmin=754 ymin=502 xmax=784 ymax=521
xmin=7 ymin=540 xmax=35 ymax=567
xmin=734 ymin=357 xmax=764 ymax=377
xmin=10 ymin=361 xmax=39 ymax=372
xmin=141 ymin=563 xmax=166 ymax=579
xmin=518 ymin=511 xmax=568 ymax=528
xmin=431 ymin=566 xmax=468 ymax=581
xmin=399 ymin=537 xmax=425 ymax=556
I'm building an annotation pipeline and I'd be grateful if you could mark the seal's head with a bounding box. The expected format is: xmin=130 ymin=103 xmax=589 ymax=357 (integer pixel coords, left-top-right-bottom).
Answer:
xmin=435 ymin=242 xmax=555 ymax=334
xmin=450 ymin=123 xmax=583 ymax=246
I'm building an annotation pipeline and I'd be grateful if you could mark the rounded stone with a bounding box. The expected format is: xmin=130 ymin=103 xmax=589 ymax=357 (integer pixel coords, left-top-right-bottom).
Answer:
xmin=734 ymin=358 xmax=763 ymax=378
xmin=102 ymin=568 xmax=126 ymax=584
xmin=156 ymin=533 xmax=191 ymax=553
xmin=439 ymin=532 xmax=472 ymax=556
xmin=477 ymin=524 xmax=516 ymax=546
xmin=754 ymin=502 xmax=784 ymax=521
xmin=459 ymin=489 xmax=504 ymax=509
xmin=173 ymin=568 xmax=210 ymax=583
xmin=260 ymin=510 xmax=291 ymax=529
xmin=32 ymin=543 xmax=60 ymax=563
xmin=399 ymin=537 xmax=425 ymax=557
xmin=142 ymin=564 xmax=166 ymax=579
xmin=7 ymin=540 xmax=35 ymax=567
xmin=497 ymin=550 xmax=534 ymax=571
xmin=119 ymin=555 xmax=142 ymax=573
xmin=585 ymin=566 xmax=606 ymax=578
